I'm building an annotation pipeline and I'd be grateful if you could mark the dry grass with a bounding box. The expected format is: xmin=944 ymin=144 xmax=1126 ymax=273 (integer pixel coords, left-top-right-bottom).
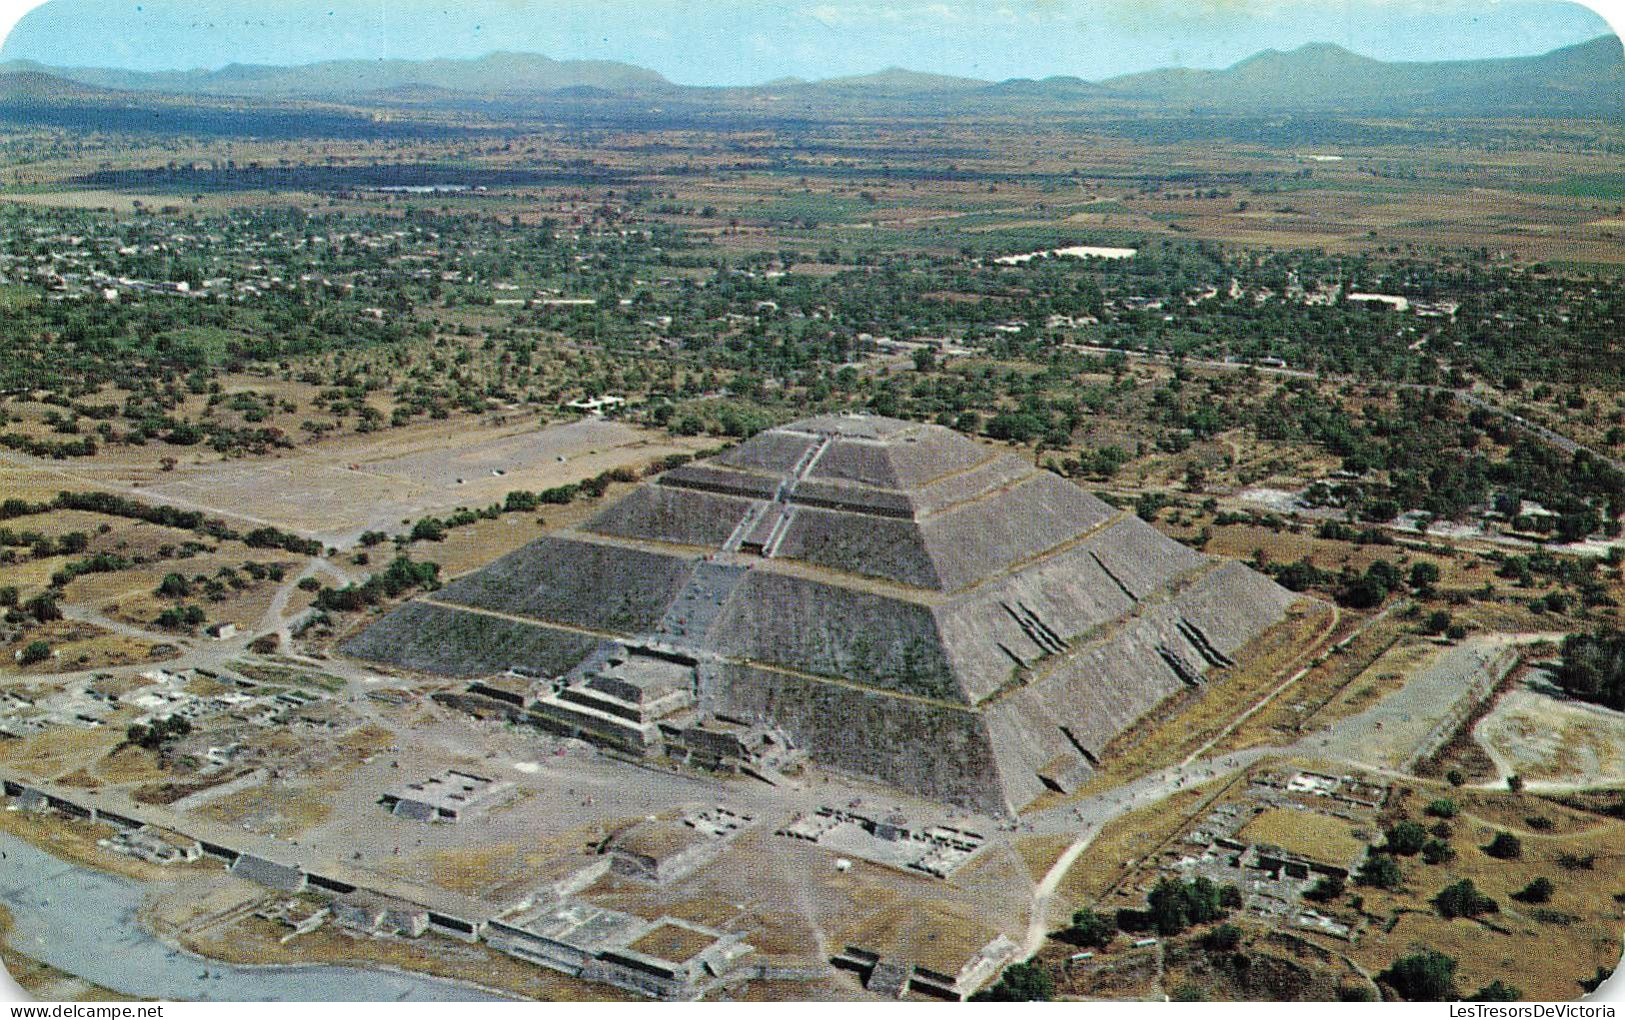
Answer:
xmin=0 ymin=726 xmax=120 ymax=780
xmin=96 ymin=745 xmax=168 ymax=785
xmin=1050 ymin=762 xmax=1625 ymax=1001
xmin=1011 ymin=833 xmax=1074 ymax=884
xmin=2 ymin=622 xmax=164 ymax=675
xmin=1236 ymin=807 xmax=1367 ymax=867
xmin=839 ymin=895 xmax=1006 ymax=975
xmin=626 ymin=922 xmax=718 ymax=963
xmin=195 ymin=785 xmax=333 ymax=835
xmin=1055 ymin=778 xmax=1240 ymax=909
xmin=1348 ymin=802 xmax=1625 ymax=1001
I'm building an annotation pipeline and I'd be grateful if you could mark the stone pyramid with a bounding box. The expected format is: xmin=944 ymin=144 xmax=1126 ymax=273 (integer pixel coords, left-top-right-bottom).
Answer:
xmin=345 ymin=414 xmax=1303 ymax=814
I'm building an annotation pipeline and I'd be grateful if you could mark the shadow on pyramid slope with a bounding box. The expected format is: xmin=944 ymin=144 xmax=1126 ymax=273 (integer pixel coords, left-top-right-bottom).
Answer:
xmin=344 ymin=414 xmax=1314 ymax=814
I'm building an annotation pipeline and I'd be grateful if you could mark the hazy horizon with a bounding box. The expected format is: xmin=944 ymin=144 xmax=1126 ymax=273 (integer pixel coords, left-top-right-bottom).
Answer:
xmin=0 ymin=0 xmax=1617 ymax=87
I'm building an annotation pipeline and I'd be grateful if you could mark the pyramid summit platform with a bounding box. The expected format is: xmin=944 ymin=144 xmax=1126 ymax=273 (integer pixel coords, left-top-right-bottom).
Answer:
xmin=346 ymin=414 xmax=1305 ymax=814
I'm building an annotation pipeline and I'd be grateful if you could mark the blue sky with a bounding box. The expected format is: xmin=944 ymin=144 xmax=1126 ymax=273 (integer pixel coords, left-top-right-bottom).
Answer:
xmin=0 ymin=0 xmax=1617 ymax=84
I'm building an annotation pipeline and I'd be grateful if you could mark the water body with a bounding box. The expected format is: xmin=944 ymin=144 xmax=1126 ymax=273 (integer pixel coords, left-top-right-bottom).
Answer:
xmin=0 ymin=832 xmax=504 ymax=1002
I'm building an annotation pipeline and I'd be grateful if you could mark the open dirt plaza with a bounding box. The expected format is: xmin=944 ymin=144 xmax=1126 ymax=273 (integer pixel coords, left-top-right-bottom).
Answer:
xmin=1475 ymin=671 xmax=1625 ymax=789
xmin=132 ymin=417 xmax=711 ymax=545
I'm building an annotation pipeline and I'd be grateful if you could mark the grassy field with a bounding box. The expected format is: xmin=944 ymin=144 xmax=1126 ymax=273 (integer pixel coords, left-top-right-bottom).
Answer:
xmin=1236 ymin=807 xmax=1368 ymax=867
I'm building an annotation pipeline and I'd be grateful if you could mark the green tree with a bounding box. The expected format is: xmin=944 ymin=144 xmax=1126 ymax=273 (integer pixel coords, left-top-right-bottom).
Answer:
xmin=1386 ymin=820 xmax=1429 ymax=856
xmin=1514 ymin=877 xmax=1554 ymax=904
xmin=1201 ymin=924 xmax=1242 ymax=952
xmin=1357 ymin=852 xmax=1403 ymax=890
xmin=1381 ymin=949 xmax=1459 ymax=1001
xmin=1305 ymin=874 xmax=1345 ymax=902
xmin=18 ymin=641 xmax=51 ymax=666
xmin=974 ymin=961 xmax=1053 ymax=1002
xmin=1435 ymin=878 xmax=1498 ymax=919
xmin=1067 ymin=908 xmax=1115 ymax=949
xmin=1422 ymin=839 xmax=1457 ymax=866
xmin=1485 ymin=832 xmax=1523 ymax=859
xmin=1425 ymin=799 xmax=1457 ymax=818
xmin=1410 ymin=561 xmax=1441 ymax=591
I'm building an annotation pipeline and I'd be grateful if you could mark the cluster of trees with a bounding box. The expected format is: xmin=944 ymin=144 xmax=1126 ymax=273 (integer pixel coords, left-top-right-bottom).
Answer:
xmin=155 ymin=604 xmax=207 ymax=631
xmin=7 ymin=492 xmax=317 ymax=558
xmin=313 ymin=556 xmax=440 ymax=612
xmin=1554 ymin=628 xmax=1625 ymax=711
xmin=1116 ymin=876 xmax=1241 ymax=937
xmin=0 ymin=431 xmax=97 ymax=459
xmin=1268 ymin=554 xmax=1434 ymax=614
xmin=0 ymin=527 xmax=91 ymax=560
xmin=1275 ymin=386 xmax=1625 ymax=535
xmin=49 ymin=552 xmax=134 ymax=589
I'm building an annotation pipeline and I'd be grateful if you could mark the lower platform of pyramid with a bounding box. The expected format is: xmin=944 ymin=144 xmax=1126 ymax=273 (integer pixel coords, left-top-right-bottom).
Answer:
xmin=344 ymin=414 xmax=1311 ymax=814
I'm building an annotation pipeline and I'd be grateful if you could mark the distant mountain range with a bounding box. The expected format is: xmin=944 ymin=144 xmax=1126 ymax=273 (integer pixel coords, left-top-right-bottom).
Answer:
xmin=0 ymin=51 xmax=672 ymax=98
xmin=1102 ymin=36 xmax=1622 ymax=113
xmin=1 ymin=34 xmax=1619 ymax=118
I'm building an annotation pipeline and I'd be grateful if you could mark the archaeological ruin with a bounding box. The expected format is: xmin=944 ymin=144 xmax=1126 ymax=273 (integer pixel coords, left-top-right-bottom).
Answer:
xmin=345 ymin=414 xmax=1302 ymax=814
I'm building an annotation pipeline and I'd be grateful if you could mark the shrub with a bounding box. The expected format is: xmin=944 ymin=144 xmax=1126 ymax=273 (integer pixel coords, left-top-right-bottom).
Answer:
xmin=972 ymin=961 xmax=1052 ymax=1002
xmin=124 ymin=714 xmax=192 ymax=751
xmin=1357 ymin=853 xmax=1403 ymax=890
xmin=409 ymin=517 xmax=446 ymax=542
xmin=1201 ymin=924 xmax=1242 ymax=952
xmin=1067 ymin=908 xmax=1114 ymax=949
xmin=1386 ymin=820 xmax=1428 ymax=856
xmin=23 ymin=593 xmax=61 ymax=623
xmin=1435 ymin=878 xmax=1499 ymax=919
xmin=1382 ymin=949 xmax=1459 ymax=1001
xmin=1425 ymin=799 xmax=1457 ymax=819
xmin=17 ymin=641 xmax=52 ymax=666
xmin=1474 ymin=981 xmax=1521 ymax=1002
xmin=1514 ymin=878 xmax=1554 ymax=904
xmin=156 ymin=605 xmax=206 ymax=630
xmin=1579 ymin=967 xmax=1615 ymax=994
xmin=1305 ymin=874 xmax=1345 ymax=902
xmin=1484 ymin=832 xmax=1523 ymax=859
xmin=1146 ymin=876 xmax=1229 ymax=936
xmin=1422 ymin=839 xmax=1457 ymax=866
